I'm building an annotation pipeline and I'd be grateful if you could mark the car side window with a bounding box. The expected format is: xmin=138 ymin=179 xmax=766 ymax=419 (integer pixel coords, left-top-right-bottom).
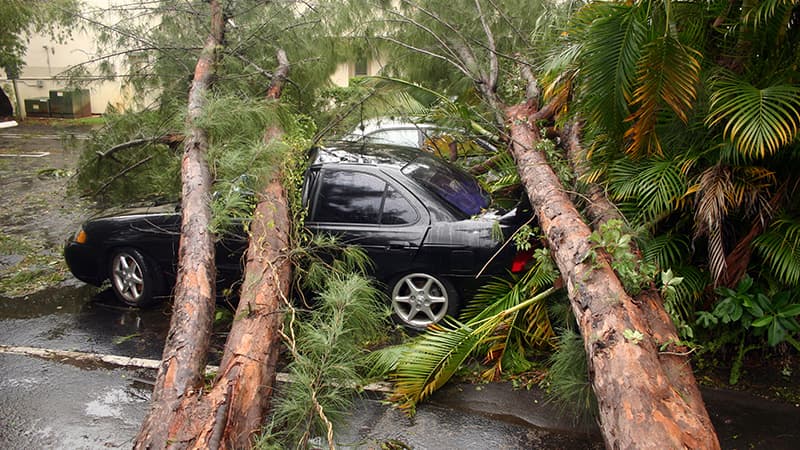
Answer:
xmin=381 ymin=185 xmax=417 ymax=225
xmin=312 ymin=169 xmax=418 ymax=225
xmin=314 ymin=170 xmax=384 ymax=223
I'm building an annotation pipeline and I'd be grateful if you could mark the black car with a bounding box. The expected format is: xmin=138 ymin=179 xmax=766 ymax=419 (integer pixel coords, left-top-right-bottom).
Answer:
xmin=65 ymin=143 xmax=530 ymax=328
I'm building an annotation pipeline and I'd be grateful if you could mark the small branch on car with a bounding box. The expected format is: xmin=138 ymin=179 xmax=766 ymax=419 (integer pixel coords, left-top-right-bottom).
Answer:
xmin=91 ymin=155 xmax=155 ymax=197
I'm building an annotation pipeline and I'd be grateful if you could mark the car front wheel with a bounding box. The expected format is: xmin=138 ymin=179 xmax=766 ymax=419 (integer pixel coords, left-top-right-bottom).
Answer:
xmin=109 ymin=248 xmax=163 ymax=307
xmin=390 ymin=273 xmax=458 ymax=329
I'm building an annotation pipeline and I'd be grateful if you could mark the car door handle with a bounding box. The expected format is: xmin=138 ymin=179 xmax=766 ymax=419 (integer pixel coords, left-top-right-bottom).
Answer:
xmin=387 ymin=241 xmax=417 ymax=249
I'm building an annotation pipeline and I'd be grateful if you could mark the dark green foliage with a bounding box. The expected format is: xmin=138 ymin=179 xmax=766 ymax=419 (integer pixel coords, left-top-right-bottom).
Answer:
xmin=696 ymin=276 xmax=800 ymax=383
xmin=754 ymin=216 xmax=800 ymax=286
xmin=260 ymin=271 xmax=389 ymax=449
xmin=589 ymin=219 xmax=656 ymax=295
xmin=542 ymin=330 xmax=597 ymax=423
xmin=74 ymin=108 xmax=182 ymax=206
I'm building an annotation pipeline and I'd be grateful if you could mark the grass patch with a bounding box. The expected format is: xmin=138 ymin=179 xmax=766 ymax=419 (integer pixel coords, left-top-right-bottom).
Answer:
xmin=49 ymin=116 xmax=106 ymax=127
xmin=0 ymin=234 xmax=68 ymax=297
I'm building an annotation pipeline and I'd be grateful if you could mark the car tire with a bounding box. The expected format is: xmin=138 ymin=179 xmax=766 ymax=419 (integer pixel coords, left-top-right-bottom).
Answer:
xmin=109 ymin=247 xmax=164 ymax=307
xmin=390 ymin=273 xmax=459 ymax=329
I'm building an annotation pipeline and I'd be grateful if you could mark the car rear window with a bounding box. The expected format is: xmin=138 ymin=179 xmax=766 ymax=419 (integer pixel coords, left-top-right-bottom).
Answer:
xmin=401 ymin=154 xmax=490 ymax=217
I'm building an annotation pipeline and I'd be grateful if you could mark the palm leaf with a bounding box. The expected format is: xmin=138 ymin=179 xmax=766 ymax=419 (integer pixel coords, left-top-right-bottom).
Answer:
xmin=461 ymin=255 xmax=557 ymax=321
xmin=706 ymin=75 xmax=800 ymax=158
xmin=624 ymin=35 xmax=702 ymax=156
xmin=665 ymin=265 xmax=706 ymax=321
xmin=388 ymin=287 xmax=555 ymax=413
xmin=642 ymin=232 xmax=691 ymax=271
xmin=754 ymin=215 xmax=800 ymax=285
xmin=608 ymin=156 xmax=688 ymax=226
xmin=575 ymin=2 xmax=647 ymax=140
xmin=388 ymin=318 xmax=491 ymax=412
xmin=694 ymin=164 xmax=733 ymax=282
xmin=483 ymin=150 xmax=520 ymax=195
xmin=744 ymin=0 xmax=799 ymax=28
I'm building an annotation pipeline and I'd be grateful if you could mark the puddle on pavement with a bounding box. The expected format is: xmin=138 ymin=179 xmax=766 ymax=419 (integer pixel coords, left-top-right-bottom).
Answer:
xmin=0 ymin=284 xmax=173 ymax=359
xmin=0 ymin=353 xmax=150 ymax=449
xmin=0 ymin=283 xmax=230 ymax=363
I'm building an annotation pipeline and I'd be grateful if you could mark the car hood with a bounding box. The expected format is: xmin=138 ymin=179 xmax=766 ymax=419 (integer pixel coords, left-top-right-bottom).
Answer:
xmin=90 ymin=202 xmax=180 ymax=221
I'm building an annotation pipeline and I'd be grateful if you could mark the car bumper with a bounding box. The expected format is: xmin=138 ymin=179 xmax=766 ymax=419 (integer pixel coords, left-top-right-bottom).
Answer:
xmin=64 ymin=240 xmax=105 ymax=286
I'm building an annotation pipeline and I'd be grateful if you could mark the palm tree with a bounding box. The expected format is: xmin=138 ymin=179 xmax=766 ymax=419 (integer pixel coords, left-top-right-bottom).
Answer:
xmin=566 ymin=0 xmax=800 ymax=293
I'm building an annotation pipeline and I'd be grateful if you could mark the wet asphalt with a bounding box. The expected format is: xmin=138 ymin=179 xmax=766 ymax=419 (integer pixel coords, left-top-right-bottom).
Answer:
xmin=2 ymin=283 xmax=800 ymax=449
xmin=0 ymin=286 xmax=604 ymax=449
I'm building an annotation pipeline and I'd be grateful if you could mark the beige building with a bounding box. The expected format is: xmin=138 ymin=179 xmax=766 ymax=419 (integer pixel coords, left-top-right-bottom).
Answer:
xmin=2 ymin=1 xmax=383 ymax=118
xmin=330 ymin=57 xmax=386 ymax=87
xmin=0 ymin=0 xmax=154 ymax=117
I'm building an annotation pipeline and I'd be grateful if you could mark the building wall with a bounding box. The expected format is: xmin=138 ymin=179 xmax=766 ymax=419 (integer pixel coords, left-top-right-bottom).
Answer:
xmin=2 ymin=0 xmax=385 ymax=117
xmin=0 ymin=0 xmax=150 ymax=117
xmin=329 ymin=54 xmax=387 ymax=87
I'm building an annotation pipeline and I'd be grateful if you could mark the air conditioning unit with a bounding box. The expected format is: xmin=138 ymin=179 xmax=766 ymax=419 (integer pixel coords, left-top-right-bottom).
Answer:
xmin=24 ymin=98 xmax=50 ymax=117
xmin=49 ymin=89 xmax=91 ymax=118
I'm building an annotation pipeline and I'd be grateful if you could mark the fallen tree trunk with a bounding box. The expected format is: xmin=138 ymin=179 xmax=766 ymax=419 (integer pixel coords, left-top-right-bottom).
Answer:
xmin=142 ymin=177 xmax=292 ymax=449
xmin=133 ymin=48 xmax=294 ymax=450
xmin=134 ymin=1 xmax=225 ymax=447
xmin=562 ymin=119 xmax=715 ymax=440
xmin=507 ymin=103 xmax=719 ymax=449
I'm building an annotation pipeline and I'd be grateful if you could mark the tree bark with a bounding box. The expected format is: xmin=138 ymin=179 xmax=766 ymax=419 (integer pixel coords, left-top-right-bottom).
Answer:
xmin=507 ymin=104 xmax=720 ymax=449
xmin=175 ymin=48 xmax=293 ymax=449
xmin=146 ymin=178 xmax=291 ymax=450
xmin=562 ymin=120 xmax=716 ymax=444
xmin=134 ymin=2 xmax=225 ymax=448
xmin=135 ymin=47 xmax=292 ymax=449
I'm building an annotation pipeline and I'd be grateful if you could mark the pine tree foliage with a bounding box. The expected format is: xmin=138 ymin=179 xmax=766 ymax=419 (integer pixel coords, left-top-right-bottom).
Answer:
xmin=263 ymin=270 xmax=389 ymax=449
xmin=543 ymin=329 xmax=597 ymax=422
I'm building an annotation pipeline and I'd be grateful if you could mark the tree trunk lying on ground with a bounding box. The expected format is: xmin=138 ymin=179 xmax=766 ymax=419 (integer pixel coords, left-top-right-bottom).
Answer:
xmin=135 ymin=43 xmax=293 ymax=448
xmin=507 ymin=102 xmax=719 ymax=449
xmin=562 ymin=120 xmax=717 ymax=445
xmin=134 ymin=2 xmax=225 ymax=448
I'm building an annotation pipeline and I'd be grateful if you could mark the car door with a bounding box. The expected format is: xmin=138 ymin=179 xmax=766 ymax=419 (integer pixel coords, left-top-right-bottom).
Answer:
xmin=305 ymin=167 xmax=429 ymax=281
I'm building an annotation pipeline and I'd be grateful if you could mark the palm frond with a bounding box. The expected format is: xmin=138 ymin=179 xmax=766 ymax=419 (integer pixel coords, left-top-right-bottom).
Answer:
xmin=706 ymin=74 xmax=800 ymax=158
xmin=694 ymin=164 xmax=733 ymax=282
xmin=744 ymin=0 xmax=799 ymax=28
xmin=664 ymin=265 xmax=707 ymax=326
xmin=388 ymin=318 xmax=489 ymax=412
xmin=388 ymin=287 xmax=555 ymax=413
xmin=575 ymin=2 xmax=647 ymax=141
xmin=483 ymin=150 xmax=520 ymax=195
xmin=624 ymin=35 xmax=701 ymax=156
xmin=641 ymin=232 xmax=691 ymax=271
xmin=363 ymin=343 xmax=410 ymax=379
xmin=608 ymin=156 xmax=688 ymax=226
xmin=461 ymin=255 xmax=557 ymax=321
xmin=754 ymin=215 xmax=800 ymax=285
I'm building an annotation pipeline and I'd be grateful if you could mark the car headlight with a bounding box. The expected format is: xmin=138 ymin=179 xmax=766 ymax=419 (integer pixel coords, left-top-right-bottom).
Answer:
xmin=74 ymin=228 xmax=87 ymax=244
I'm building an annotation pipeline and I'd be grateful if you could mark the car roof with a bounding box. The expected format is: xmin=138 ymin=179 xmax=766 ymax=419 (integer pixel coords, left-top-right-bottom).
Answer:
xmin=309 ymin=142 xmax=424 ymax=169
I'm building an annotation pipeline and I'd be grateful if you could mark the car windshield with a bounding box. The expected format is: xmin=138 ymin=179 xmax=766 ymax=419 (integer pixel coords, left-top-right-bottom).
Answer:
xmin=401 ymin=154 xmax=490 ymax=217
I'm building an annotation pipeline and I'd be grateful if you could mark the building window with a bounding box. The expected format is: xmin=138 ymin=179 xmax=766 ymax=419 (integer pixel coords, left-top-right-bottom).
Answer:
xmin=354 ymin=56 xmax=368 ymax=76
